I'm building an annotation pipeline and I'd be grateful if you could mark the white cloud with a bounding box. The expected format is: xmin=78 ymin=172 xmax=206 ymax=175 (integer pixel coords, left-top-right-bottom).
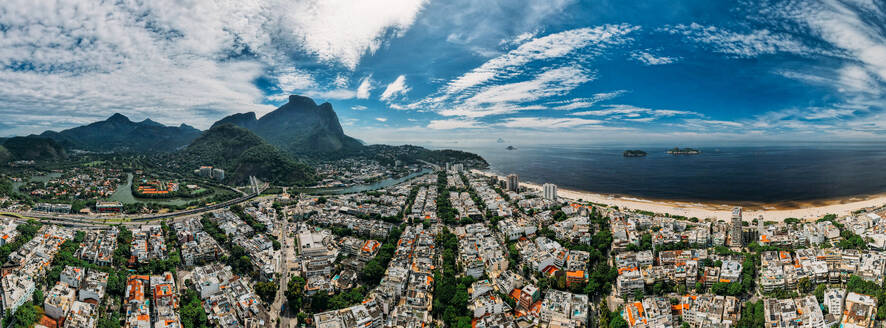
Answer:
xmin=375 ymin=117 xmax=388 ymax=122
xmin=683 ymin=119 xmax=744 ymax=128
xmin=571 ymin=104 xmax=700 ymax=120
xmin=356 ymin=76 xmax=374 ymax=99
xmin=745 ymin=0 xmax=886 ymax=134
xmin=275 ymin=75 xmax=375 ymax=102
xmin=837 ymin=65 xmax=880 ymax=94
xmin=513 ymin=32 xmax=537 ymax=44
xmin=425 ymin=0 xmax=575 ymax=57
xmin=351 ymin=105 xmax=368 ymax=111
xmin=301 ymin=89 xmax=359 ymax=100
xmin=663 ymin=23 xmax=815 ymax=58
xmin=442 ymin=24 xmax=638 ymax=96
xmin=390 ymin=25 xmax=639 ymax=122
xmin=500 ymin=31 xmax=538 ymax=46
xmin=380 ymin=75 xmax=411 ymax=102
xmin=549 ymin=91 xmax=626 ymax=110
xmin=278 ymin=0 xmax=429 ymax=69
xmin=437 ymin=66 xmax=592 ymax=118
xmin=0 ymin=0 xmax=288 ymax=134
xmin=333 ymin=75 xmax=349 ymax=88
xmin=803 ymin=108 xmax=857 ymax=120
xmin=465 ymin=66 xmax=592 ymax=105
xmin=786 ymin=0 xmax=886 ymax=83
xmin=631 ymin=50 xmax=678 ymax=65
xmin=427 ymin=118 xmax=483 ymax=129
xmin=276 ymin=69 xmax=317 ymax=92
xmin=0 ymin=0 xmax=429 ymax=135
xmin=497 ymin=117 xmax=603 ymax=128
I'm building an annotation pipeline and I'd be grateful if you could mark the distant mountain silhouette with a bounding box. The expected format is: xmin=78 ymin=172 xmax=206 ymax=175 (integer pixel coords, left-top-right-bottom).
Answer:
xmin=39 ymin=113 xmax=201 ymax=153
xmin=211 ymin=95 xmax=363 ymax=156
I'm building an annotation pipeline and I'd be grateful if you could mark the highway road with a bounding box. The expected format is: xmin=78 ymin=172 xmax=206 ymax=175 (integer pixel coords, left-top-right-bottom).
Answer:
xmin=4 ymin=181 xmax=270 ymax=229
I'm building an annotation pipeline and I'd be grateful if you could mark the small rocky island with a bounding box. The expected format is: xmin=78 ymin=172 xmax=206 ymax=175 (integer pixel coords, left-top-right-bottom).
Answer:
xmin=667 ymin=147 xmax=701 ymax=155
xmin=506 ymin=145 xmax=517 ymax=150
xmin=623 ymin=150 xmax=647 ymax=157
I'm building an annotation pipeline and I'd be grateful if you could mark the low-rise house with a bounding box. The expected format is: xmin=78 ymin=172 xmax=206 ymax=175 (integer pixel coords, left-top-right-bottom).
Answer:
xmin=842 ymin=292 xmax=877 ymax=328
xmin=79 ymin=270 xmax=108 ymax=304
xmin=45 ymin=282 xmax=76 ymax=320
xmin=61 ymin=266 xmax=85 ymax=289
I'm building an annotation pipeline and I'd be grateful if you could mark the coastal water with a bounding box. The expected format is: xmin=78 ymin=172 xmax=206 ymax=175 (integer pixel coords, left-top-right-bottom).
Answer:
xmin=294 ymin=168 xmax=432 ymax=195
xmin=456 ymin=143 xmax=886 ymax=203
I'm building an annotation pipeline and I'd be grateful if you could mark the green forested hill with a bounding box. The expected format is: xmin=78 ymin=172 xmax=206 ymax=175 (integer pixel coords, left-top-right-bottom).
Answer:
xmin=2 ymin=136 xmax=68 ymax=161
xmin=176 ymin=124 xmax=315 ymax=186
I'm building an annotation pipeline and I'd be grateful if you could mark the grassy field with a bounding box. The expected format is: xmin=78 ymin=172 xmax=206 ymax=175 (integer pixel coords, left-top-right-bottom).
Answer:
xmin=0 ymin=212 xmax=36 ymax=220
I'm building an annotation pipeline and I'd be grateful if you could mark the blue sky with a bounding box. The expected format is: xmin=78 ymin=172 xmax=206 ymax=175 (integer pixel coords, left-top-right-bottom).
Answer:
xmin=1 ymin=0 xmax=885 ymax=146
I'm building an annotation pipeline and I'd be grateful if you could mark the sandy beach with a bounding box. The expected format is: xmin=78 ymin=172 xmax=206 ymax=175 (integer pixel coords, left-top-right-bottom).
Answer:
xmin=475 ymin=170 xmax=886 ymax=222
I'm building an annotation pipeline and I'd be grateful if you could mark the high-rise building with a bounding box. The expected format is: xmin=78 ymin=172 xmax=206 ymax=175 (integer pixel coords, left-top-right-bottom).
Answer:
xmin=506 ymin=174 xmax=519 ymax=192
xmin=730 ymin=207 xmax=743 ymax=247
xmin=212 ymin=168 xmax=225 ymax=181
xmin=543 ymin=183 xmax=557 ymax=201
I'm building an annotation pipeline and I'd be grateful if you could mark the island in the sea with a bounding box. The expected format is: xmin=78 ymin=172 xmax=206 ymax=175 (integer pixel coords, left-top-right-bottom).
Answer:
xmin=506 ymin=145 xmax=517 ymax=150
xmin=623 ymin=150 xmax=647 ymax=157
xmin=667 ymin=147 xmax=701 ymax=155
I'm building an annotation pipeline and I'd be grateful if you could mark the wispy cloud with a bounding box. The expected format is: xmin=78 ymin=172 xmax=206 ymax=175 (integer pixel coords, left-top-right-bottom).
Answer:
xmin=389 ymin=24 xmax=640 ymax=132
xmin=440 ymin=24 xmax=638 ymax=96
xmin=662 ymin=23 xmax=816 ymax=58
xmin=276 ymin=69 xmax=317 ymax=92
xmin=427 ymin=118 xmax=484 ymax=129
xmin=497 ymin=117 xmax=603 ymax=128
xmin=351 ymin=105 xmax=368 ymax=111
xmin=380 ymin=75 xmax=411 ymax=102
xmin=375 ymin=117 xmax=388 ymax=122
xmin=356 ymin=76 xmax=374 ymax=99
xmin=548 ymin=91 xmax=627 ymax=110
xmin=440 ymin=65 xmax=593 ymax=117
xmin=571 ymin=104 xmax=700 ymax=120
xmin=681 ymin=119 xmax=744 ymax=128
xmin=630 ymin=50 xmax=678 ymax=65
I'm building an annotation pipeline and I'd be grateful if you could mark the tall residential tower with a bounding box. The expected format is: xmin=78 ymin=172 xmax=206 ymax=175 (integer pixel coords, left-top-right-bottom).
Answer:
xmin=543 ymin=183 xmax=557 ymax=201
xmin=506 ymin=174 xmax=519 ymax=192
xmin=730 ymin=207 xmax=743 ymax=247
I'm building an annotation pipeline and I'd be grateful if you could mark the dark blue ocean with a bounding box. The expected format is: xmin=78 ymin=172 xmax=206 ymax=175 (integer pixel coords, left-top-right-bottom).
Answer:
xmin=454 ymin=143 xmax=886 ymax=204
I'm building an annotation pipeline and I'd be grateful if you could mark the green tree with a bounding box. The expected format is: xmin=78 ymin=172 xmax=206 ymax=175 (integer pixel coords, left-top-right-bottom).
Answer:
xmin=180 ymin=289 xmax=209 ymax=328
xmin=11 ymin=302 xmax=38 ymax=328
xmin=255 ymin=281 xmax=277 ymax=304
xmin=609 ymin=312 xmax=629 ymax=328
xmin=286 ymin=276 xmax=306 ymax=312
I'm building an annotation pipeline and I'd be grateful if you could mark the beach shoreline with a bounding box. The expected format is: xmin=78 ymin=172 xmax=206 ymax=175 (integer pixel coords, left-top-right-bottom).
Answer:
xmin=474 ymin=170 xmax=886 ymax=222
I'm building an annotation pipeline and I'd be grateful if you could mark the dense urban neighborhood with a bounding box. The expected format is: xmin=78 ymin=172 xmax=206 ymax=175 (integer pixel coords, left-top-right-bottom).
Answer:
xmin=2 ymin=0 xmax=885 ymax=325
xmin=2 ymin=158 xmax=886 ymax=328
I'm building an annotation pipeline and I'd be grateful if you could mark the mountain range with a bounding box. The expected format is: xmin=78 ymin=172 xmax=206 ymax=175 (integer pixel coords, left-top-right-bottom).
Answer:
xmin=38 ymin=113 xmax=202 ymax=153
xmin=2 ymin=95 xmax=487 ymax=185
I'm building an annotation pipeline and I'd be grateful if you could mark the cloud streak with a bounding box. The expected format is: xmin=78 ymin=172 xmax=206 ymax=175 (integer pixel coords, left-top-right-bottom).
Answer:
xmin=380 ymin=75 xmax=411 ymax=102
